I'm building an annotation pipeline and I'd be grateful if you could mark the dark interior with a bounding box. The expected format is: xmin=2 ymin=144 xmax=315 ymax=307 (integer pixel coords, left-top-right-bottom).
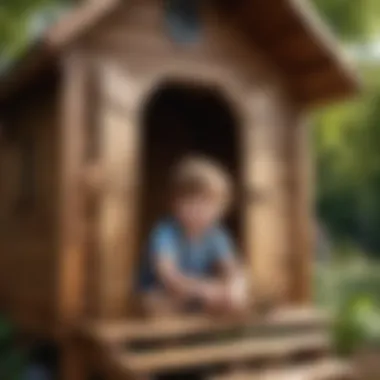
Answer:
xmin=140 ymin=81 xmax=241 ymax=246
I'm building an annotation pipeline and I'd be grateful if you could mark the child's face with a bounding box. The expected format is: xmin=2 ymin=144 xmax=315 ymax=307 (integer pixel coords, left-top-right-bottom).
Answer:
xmin=174 ymin=194 xmax=223 ymax=235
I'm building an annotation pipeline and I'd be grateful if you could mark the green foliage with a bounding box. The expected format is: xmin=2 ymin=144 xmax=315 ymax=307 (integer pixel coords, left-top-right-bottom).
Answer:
xmin=333 ymin=296 xmax=369 ymax=356
xmin=314 ymin=64 xmax=380 ymax=253
xmin=316 ymin=258 xmax=380 ymax=356
xmin=313 ymin=0 xmax=380 ymax=41
xmin=0 ymin=316 xmax=26 ymax=380
xmin=310 ymin=0 xmax=380 ymax=255
xmin=332 ymin=294 xmax=380 ymax=356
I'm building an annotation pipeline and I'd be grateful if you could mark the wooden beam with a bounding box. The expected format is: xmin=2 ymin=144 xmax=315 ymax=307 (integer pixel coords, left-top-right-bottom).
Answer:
xmin=83 ymin=308 xmax=328 ymax=344
xmin=288 ymin=112 xmax=314 ymax=304
xmin=57 ymin=49 xmax=88 ymax=380
xmin=281 ymin=57 xmax=331 ymax=76
xmin=210 ymin=359 xmax=353 ymax=380
xmin=273 ymin=34 xmax=322 ymax=64
xmin=119 ymin=333 xmax=330 ymax=374
xmin=292 ymin=67 xmax=357 ymax=106
xmin=258 ymin=22 xmax=301 ymax=51
xmin=95 ymin=62 xmax=140 ymax=318
xmin=298 ymin=84 xmax=358 ymax=109
xmin=293 ymin=67 xmax=343 ymax=93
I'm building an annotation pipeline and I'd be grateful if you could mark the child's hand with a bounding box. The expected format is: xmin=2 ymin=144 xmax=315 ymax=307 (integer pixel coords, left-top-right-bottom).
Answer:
xmin=196 ymin=278 xmax=249 ymax=317
xmin=199 ymin=282 xmax=225 ymax=313
xmin=224 ymin=276 xmax=249 ymax=317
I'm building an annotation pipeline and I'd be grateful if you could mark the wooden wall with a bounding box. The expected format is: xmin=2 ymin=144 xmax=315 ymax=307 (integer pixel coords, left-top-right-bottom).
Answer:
xmin=82 ymin=0 xmax=311 ymax=315
xmin=0 ymin=80 xmax=59 ymax=335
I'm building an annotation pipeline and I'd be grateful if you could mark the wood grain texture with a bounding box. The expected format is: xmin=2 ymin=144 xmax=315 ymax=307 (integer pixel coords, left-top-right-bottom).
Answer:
xmin=288 ymin=112 xmax=314 ymax=303
xmin=210 ymin=359 xmax=353 ymax=380
xmin=0 ymin=79 xmax=59 ymax=335
xmin=83 ymin=308 xmax=328 ymax=344
xmin=242 ymin=93 xmax=291 ymax=304
xmin=120 ymin=333 xmax=330 ymax=374
xmin=57 ymin=49 xmax=88 ymax=380
xmin=57 ymin=49 xmax=87 ymax=332
xmin=94 ymin=61 xmax=140 ymax=318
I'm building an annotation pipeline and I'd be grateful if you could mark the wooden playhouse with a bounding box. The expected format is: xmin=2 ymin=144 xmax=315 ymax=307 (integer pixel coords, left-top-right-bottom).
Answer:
xmin=0 ymin=0 xmax=359 ymax=379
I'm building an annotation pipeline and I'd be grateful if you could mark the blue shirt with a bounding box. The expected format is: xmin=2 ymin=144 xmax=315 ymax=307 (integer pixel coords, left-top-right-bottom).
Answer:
xmin=139 ymin=219 xmax=234 ymax=291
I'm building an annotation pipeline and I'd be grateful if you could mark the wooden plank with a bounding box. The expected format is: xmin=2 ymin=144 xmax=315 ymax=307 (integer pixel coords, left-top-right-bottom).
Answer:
xmin=0 ymin=84 xmax=59 ymax=330
xmin=57 ymin=49 xmax=88 ymax=380
xmin=288 ymin=113 xmax=313 ymax=303
xmin=292 ymin=67 xmax=346 ymax=97
xmin=242 ymin=94 xmax=290 ymax=304
xmin=95 ymin=62 xmax=140 ymax=318
xmin=120 ymin=333 xmax=331 ymax=374
xmin=91 ymin=1 xmax=164 ymax=41
xmin=83 ymin=308 xmax=328 ymax=344
xmin=210 ymin=359 xmax=353 ymax=380
xmin=273 ymin=33 xmax=322 ymax=63
xmin=241 ymin=106 xmax=257 ymax=302
xmin=58 ymin=49 xmax=87 ymax=333
xmin=282 ymin=58 xmax=331 ymax=76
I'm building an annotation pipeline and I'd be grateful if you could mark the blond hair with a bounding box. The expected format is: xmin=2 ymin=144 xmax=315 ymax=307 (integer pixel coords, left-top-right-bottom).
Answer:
xmin=171 ymin=156 xmax=232 ymax=210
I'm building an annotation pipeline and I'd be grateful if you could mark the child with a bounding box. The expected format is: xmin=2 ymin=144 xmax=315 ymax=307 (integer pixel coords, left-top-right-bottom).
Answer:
xmin=139 ymin=156 xmax=248 ymax=317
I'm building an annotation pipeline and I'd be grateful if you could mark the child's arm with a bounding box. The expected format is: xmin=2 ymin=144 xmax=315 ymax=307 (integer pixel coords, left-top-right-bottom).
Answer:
xmin=155 ymin=256 xmax=224 ymax=306
xmin=212 ymin=228 xmax=241 ymax=281
xmin=217 ymin=255 xmax=240 ymax=281
xmin=212 ymin=231 xmax=249 ymax=314
xmin=149 ymin=223 xmax=225 ymax=306
xmin=155 ymin=256 xmax=204 ymax=301
xmin=148 ymin=224 xmax=204 ymax=302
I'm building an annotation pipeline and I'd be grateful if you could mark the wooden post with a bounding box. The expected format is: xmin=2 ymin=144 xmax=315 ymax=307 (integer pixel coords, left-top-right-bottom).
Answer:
xmin=289 ymin=112 xmax=314 ymax=303
xmin=58 ymin=49 xmax=88 ymax=380
xmin=241 ymin=110 xmax=256 ymax=301
xmin=243 ymin=98 xmax=289 ymax=306
xmin=95 ymin=62 xmax=140 ymax=318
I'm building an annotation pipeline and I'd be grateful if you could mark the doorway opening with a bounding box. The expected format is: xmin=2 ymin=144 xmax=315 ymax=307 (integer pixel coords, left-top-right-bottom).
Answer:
xmin=140 ymin=80 xmax=242 ymax=247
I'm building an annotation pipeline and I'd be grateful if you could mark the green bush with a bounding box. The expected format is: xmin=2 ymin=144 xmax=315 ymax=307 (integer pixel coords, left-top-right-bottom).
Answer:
xmin=315 ymin=257 xmax=380 ymax=356
xmin=333 ymin=295 xmax=375 ymax=356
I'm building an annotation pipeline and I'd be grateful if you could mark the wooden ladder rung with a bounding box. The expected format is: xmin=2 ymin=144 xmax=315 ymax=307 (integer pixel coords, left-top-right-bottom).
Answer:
xmin=210 ymin=359 xmax=353 ymax=380
xmin=117 ymin=333 xmax=331 ymax=375
xmin=83 ymin=308 xmax=329 ymax=345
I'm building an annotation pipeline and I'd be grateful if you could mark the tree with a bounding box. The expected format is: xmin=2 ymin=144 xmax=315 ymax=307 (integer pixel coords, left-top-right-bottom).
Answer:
xmin=313 ymin=0 xmax=380 ymax=42
xmin=310 ymin=0 xmax=380 ymax=253
xmin=313 ymin=62 xmax=380 ymax=253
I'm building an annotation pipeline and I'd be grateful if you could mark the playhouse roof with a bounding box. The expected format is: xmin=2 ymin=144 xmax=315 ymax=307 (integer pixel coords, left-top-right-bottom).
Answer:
xmin=0 ymin=0 xmax=360 ymax=107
